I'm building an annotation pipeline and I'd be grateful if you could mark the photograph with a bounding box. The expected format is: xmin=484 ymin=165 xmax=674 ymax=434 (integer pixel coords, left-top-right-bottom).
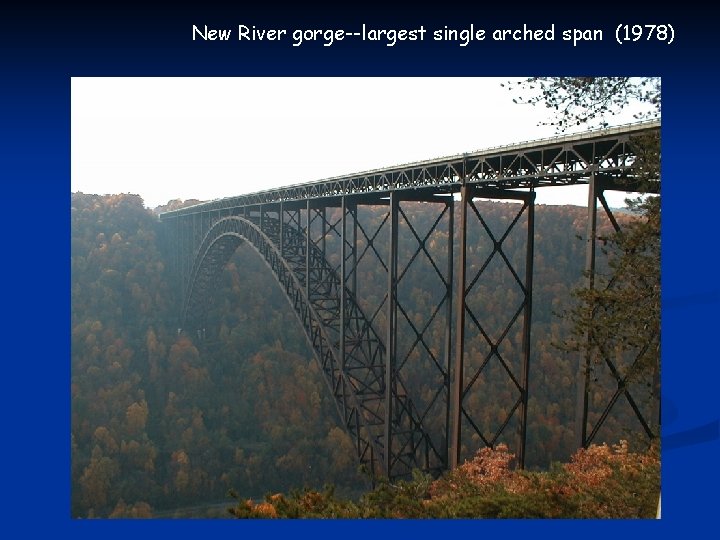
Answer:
xmin=71 ymin=76 xmax=661 ymax=518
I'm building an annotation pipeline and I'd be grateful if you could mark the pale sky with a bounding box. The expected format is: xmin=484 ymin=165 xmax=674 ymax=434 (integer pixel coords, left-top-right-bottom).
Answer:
xmin=71 ymin=77 xmax=653 ymax=209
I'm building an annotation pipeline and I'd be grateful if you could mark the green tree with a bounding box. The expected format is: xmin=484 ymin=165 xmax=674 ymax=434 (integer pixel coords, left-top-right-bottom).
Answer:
xmin=562 ymin=196 xmax=660 ymax=383
xmin=506 ymin=76 xmax=660 ymax=130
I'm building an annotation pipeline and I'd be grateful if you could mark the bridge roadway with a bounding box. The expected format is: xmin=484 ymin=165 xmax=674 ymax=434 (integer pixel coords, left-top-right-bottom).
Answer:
xmin=161 ymin=120 xmax=659 ymax=216
xmin=159 ymin=121 xmax=660 ymax=480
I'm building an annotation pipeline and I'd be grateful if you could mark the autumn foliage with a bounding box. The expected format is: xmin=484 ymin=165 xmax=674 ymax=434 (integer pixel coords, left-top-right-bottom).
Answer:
xmin=230 ymin=441 xmax=660 ymax=518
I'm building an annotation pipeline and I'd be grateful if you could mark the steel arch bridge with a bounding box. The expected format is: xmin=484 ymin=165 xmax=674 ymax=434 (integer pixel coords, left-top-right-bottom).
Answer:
xmin=159 ymin=121 xmax=660 ymax=480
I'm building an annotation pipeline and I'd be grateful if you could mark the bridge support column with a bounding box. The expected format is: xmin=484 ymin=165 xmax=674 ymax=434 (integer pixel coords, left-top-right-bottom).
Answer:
xmin=450 ymin=185 xmax=469 ymax=470
xmin=279 ymin=201 xmax=284 ymax=256
xmin=340 ymin=197 xmax=348 ymax=419
xmin=351 ymin=204 xmax=358 ymax=297
xmin=181 ymin=215 xmax=192 ymax=325
xmin=443 ymin=197 xmax=454 ymax=470
xmin=518 ymin=190 xmax=535 ymax=469
xmin=451 ymin=186 xmax=535 ymax=470
xmin=384 ymin=192 xmax=399 ymax=475
xmin=305 ymin=200 xmax=311 ymax=317
xmin=576 ymin=172 xmax=597 ymax=449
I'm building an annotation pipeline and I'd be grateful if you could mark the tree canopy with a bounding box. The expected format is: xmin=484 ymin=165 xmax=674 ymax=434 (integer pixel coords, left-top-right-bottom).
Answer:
xmin=505 ymin=76 xmax=660 ymax=131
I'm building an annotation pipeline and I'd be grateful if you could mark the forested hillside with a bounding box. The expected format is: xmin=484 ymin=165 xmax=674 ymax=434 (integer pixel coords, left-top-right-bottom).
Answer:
xmin=71 ymin=192 xmax=651 ymax=518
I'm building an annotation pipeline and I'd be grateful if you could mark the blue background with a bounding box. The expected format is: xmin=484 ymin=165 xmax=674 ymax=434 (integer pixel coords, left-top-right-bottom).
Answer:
xmin=1 ymin=2 xmax=716 ymax=536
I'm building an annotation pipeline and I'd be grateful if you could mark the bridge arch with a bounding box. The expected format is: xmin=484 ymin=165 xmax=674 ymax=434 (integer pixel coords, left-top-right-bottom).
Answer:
xmin=181 ymin=215 xmax=443 ymax=478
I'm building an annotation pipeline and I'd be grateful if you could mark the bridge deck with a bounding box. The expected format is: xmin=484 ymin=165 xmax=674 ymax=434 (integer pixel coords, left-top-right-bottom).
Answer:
xmin=159 ymin=121 xmax=660 ymax=219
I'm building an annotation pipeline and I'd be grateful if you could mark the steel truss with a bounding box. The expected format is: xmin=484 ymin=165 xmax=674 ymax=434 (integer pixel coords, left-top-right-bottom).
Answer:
xmin=159 ymin=121 xmax=660 ymax=479
xmin=163 ymin=121 xmax=659 ymax=219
